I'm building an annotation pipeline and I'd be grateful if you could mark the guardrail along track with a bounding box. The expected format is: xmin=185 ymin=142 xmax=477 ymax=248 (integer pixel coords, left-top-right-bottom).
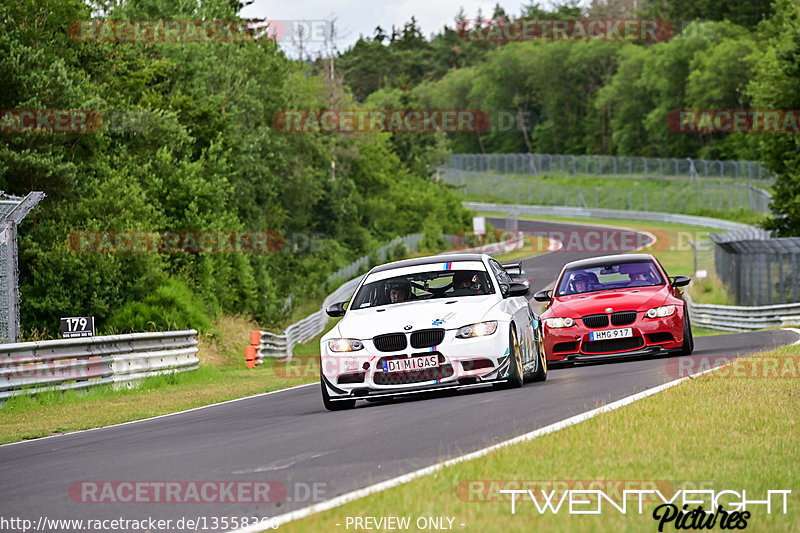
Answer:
xmin=0 ymin=330 xmax=199 ymax=399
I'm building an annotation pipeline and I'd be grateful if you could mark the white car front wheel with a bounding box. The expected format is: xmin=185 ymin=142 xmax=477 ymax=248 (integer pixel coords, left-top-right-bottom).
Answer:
xmin=496 ymin=325 xmax=523 ymax=389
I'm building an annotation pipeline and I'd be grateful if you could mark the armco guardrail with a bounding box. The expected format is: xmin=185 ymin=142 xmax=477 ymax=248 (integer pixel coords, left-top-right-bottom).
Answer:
xmin=463 ymin=202 xmax=755 ymax=233
xmin=685 ymin=293 xmax=800 ymax=332
xmin=247 ymin=276 xmax=363 ymax=366
xmin=246 ymin=234 xmax=525 ymax=365
xmin=0 ymin=330 xmax=199 ymax=399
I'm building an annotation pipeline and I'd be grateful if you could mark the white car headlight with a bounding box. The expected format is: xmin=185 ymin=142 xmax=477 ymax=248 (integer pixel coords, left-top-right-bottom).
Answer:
xmin=455 ymin=321 xmax=498 ymax=339
xmin=327 ymin=338 xmax=364 ymax=352
xmin=645 ymin=305 xmax=676 ymax=319
xmin=544 ymin=317 xmax=575 ymax=328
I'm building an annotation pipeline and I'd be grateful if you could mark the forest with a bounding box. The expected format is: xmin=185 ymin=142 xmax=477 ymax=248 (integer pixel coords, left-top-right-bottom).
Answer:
xmin=1 ymin=0 xmax=798 ymax=336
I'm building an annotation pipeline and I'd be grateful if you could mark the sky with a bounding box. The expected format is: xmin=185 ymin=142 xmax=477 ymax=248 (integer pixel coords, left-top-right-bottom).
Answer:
xmin=239 ymin=0 xmax=541 ymax=57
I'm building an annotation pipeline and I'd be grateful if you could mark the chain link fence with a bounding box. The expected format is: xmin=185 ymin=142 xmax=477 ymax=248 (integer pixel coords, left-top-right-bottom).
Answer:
xmin=711 ymin=230 xmax=800 ymax=306
xmin=448 ymin=153 xmax=773 ymax=182
xmin=440 ymin=168 xmax=772 ymax=214
xmin=0 ymin=192 xmax=45 ymax=343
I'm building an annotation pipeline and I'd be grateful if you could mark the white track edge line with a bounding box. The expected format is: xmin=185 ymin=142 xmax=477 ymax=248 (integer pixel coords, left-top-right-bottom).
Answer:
xmin=232 ymin=354 xmax=732 ymax=533
xmin=0 ymin=382 xmax=316 ymax=448
xmin=786 ymin=327 xmax=800 ymax=345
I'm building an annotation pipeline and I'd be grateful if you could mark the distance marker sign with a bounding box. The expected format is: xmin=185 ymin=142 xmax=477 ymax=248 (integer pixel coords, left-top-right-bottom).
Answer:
xmin=60 ymin=316 xmax=95 ymax=338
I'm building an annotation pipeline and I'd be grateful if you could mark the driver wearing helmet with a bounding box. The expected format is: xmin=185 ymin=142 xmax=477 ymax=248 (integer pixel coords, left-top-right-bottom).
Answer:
xmin=568 ymin=272 xmax=593 ymax=294
xmin=450 ymin=271 xmax=478 ymax=296
xmin=386 ymin=279 xmax=412 ymax=304
xmin=628 ymin=268 xmax=653 ymax=286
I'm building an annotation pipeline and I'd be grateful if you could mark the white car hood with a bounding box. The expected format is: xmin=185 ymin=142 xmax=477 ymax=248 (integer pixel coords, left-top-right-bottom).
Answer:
xmin=335 ymin=296 xmax=498 ymax=339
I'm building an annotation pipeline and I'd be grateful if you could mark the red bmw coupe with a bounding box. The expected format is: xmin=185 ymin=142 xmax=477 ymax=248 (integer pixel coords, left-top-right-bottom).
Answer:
xmin=534 ymin=254 xmax=693 ymax=362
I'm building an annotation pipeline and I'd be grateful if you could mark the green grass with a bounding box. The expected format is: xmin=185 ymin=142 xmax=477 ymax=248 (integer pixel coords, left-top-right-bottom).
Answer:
xmin=0 ymin=314 xmax=319 ymax=444
xmin=448 ymin=172 xmax=771 ymax=225
xmin=0 ymin=365 xmax=316 ymax=445
xmin=284 ymin=344 xmax=800 ymax=533
xmin=692 ymin=326 xmax=726 ymax=337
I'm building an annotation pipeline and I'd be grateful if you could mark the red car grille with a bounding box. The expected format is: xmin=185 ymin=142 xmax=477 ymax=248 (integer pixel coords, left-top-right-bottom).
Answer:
xmin=582 ymin=314 xmax=609 ymax=328
xmin=611 ymin=311 xmax=637 ymax=326
xmin=583 ymin=312 xmax=638 ymax=328
xmin=582 ymin=336 xmax=644 ymax=354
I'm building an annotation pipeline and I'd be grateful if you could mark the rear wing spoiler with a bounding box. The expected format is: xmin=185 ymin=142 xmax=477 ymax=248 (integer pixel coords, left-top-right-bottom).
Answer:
xmin=501 ymin=262 xmax=523 ymax=275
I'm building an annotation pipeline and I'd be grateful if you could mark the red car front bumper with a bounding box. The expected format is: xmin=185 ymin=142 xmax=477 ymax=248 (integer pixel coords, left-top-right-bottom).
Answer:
xmin=543 ymin=310 xmax=684 ymax=361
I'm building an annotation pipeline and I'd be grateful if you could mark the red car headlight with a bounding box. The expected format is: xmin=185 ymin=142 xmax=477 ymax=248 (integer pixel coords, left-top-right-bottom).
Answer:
xmin=544 ymin=317 xmax=575 ymax=328
xmin=645 ymin=305 xmax=676 ymax=318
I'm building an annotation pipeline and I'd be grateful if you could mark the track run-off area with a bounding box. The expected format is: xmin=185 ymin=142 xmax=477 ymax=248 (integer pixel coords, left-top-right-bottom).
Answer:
xmin=0 ymin=218 xmax=796 ymax=531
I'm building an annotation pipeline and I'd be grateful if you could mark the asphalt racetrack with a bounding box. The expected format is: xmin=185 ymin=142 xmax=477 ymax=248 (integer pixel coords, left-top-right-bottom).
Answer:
xmin=1 ymin=218 xmax=796 ymax=529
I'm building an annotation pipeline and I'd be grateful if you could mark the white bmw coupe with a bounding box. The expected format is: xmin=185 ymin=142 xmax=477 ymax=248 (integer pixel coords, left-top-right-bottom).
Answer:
xmin=320 ymin=253 xmax=547 ymax=410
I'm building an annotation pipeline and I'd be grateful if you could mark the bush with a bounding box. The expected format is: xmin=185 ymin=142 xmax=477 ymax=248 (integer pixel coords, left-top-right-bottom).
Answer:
xmin=103 ymin=278 xmax=213 ymax=334
xmin=420 ymin=219 xmax=448 ymax=253
xmin=390 ymin=241 xmax=409 ymax=261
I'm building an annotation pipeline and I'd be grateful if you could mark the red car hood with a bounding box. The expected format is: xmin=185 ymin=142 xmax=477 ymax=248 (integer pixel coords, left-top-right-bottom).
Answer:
xmin=548 ymin=286 xmax=670 ymax=316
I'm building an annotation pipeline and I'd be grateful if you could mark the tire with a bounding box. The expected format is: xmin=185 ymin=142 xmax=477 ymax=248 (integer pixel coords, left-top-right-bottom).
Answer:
xmin=677 ymin=308 xmax=694 ymax=356
xmin=497 ymin=325 xmax=524 ymax=389
xmin=320 ymin=375 xmax=356 ymax=411
xmin=530 ymin=328 xmax=548 ymax=382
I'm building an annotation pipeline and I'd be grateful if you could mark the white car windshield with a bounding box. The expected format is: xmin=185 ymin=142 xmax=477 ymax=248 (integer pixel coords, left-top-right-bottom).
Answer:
xmin=556 ymin=261 xmax=665 ymax=296
xmin=351 ymin=268 xmax=495 ymax=309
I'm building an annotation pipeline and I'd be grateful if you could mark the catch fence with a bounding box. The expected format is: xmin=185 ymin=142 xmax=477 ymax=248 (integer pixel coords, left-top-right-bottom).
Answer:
xmin=711 ymin=232 xmax=800 ymax=306
xmin=447 ymin=153 xmax=772 ymax=182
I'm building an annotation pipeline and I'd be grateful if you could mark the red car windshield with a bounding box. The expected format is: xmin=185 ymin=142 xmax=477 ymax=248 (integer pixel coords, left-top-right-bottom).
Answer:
xmin=556 ymin=261 xmax=665 ymax=296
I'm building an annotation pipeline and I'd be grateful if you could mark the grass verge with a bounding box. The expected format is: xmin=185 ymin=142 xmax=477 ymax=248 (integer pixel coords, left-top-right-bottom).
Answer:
xmin=452 ymin=172 xmax=771 ymax=226
xmin=0 ymin=314 xmax=319 ymax=445
xmin=284 ymin=343 xmax=800 ymax=532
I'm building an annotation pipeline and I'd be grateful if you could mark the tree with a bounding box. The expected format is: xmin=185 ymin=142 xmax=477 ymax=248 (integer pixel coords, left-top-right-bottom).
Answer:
xmin=748 ymin=0 xmax=800 ymax=235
